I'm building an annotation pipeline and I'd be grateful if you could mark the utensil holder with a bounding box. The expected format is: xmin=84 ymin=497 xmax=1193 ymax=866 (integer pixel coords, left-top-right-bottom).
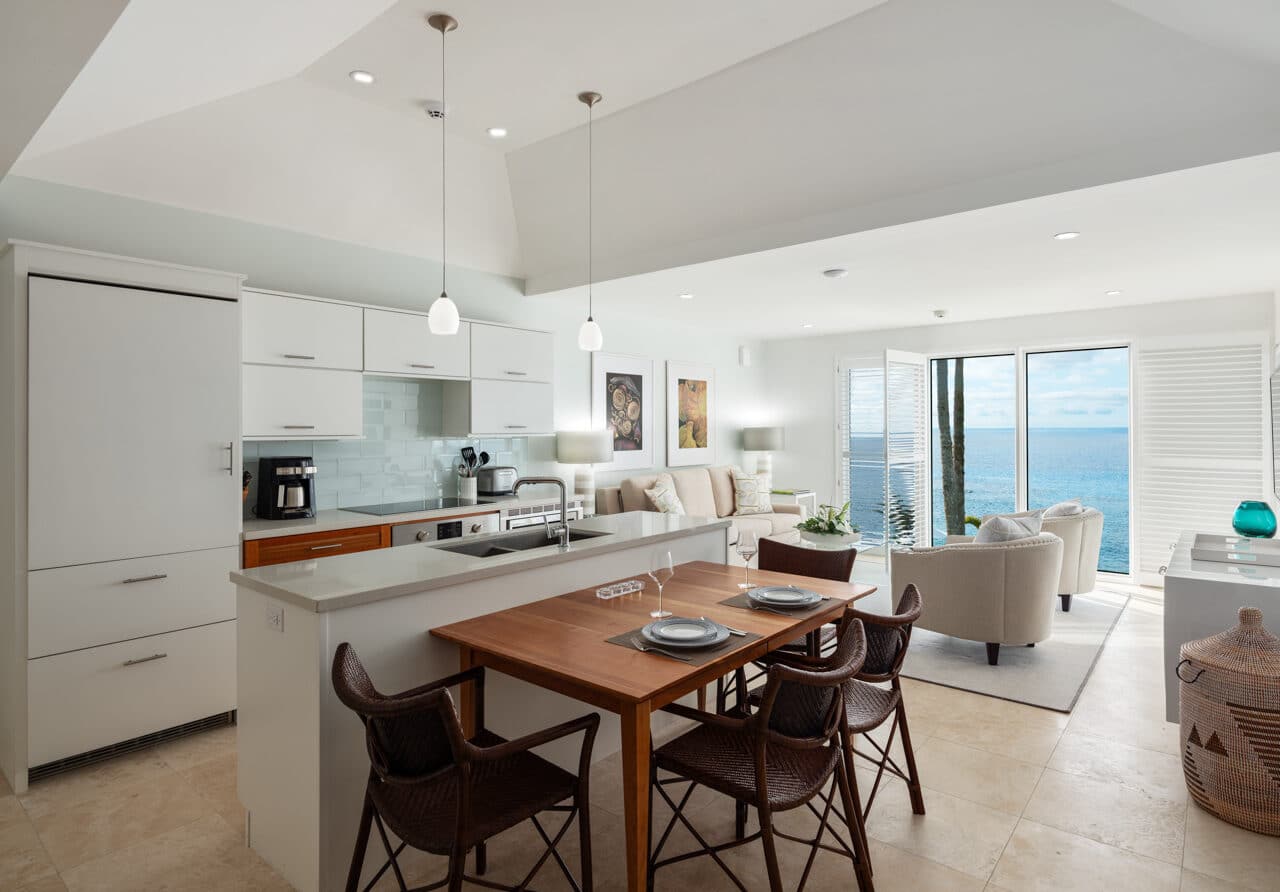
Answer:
xmin=458 ymin=476 xmax=478 ymax=501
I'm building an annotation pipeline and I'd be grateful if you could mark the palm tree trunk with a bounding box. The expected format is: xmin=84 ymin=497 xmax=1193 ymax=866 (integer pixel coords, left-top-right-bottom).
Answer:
xmin=936 ymin=360 xmax=964 ymax=535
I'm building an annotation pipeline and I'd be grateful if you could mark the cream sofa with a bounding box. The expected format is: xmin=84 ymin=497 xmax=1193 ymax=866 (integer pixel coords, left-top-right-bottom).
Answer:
xmin=890 ymin=533 xmax=1064 ymax=666
xmin=595 ymin=466 xmax=801 ymax=560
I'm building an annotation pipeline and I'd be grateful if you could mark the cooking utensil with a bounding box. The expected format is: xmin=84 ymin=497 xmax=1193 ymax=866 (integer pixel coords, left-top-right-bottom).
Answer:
xmin=461 ymin=447 xmax=477 ymax=473
xmin=629 ymin=636 xmax=692 ymax=662
xmin=478 ymin=451 xmax=490 ymax=468
xmin=456 ymin=463 xmax=470 ymax=478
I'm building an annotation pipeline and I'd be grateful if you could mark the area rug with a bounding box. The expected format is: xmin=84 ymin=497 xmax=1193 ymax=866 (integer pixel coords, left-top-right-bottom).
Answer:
xmin=899 ymin=588 xmax=1129 ymax=713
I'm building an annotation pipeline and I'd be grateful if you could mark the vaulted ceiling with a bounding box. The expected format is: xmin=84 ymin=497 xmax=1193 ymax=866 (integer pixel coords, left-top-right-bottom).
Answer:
xmin=6 ymin=0 xmax=1280 ymax=337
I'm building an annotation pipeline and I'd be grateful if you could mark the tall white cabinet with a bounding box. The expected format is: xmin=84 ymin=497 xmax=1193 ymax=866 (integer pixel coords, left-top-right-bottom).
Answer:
xmin=0 ymin=242 xmax=243 ymax=792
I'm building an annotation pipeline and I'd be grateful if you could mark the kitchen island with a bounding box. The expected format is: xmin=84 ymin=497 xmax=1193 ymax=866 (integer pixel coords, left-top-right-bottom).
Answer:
xmin=232 ymin=510 xmax=731 ymax=892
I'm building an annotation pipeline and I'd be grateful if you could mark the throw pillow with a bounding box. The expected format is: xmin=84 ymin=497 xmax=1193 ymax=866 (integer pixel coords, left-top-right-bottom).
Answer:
xmin=645 ymin=474 xmax=686 ymax=515
xmin=1044 ymin=498 xmax=1084 ymax=518
xmin=730 ymin=467 xmax=773 ymax=515
xmin=974 ymin=510 xmax=1044 ymax=544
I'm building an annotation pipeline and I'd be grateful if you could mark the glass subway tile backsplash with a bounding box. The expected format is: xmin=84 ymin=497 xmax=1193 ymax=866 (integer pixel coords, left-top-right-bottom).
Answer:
xmin=242 ymin=376 xmax=528 ymax=515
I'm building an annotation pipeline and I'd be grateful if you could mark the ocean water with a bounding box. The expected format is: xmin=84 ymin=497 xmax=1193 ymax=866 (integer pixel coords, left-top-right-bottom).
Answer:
xmin=845 ymin=427 xmax=1130 ymax=574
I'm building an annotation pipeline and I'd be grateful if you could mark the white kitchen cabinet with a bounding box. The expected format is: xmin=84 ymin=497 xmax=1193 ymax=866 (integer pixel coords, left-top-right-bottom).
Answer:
xmin=27 ymin=619 xmax=236 ymax=765
xmin=443 ymin=379 xmax=554 ymax=436
xmin=27 ymin=275 xmax=241 ymax=570
xmin=242 ymin=289 xmax=363 ymax=370
xmin=28 ymin=547 xmax=238 ymax=659
xmin=470 ymin=323 xmax=554 ymax=383
xmin=364 ymin=309 xmax=469 ymax=379
xmin=243 ymin=364 xmax=363 ymax=439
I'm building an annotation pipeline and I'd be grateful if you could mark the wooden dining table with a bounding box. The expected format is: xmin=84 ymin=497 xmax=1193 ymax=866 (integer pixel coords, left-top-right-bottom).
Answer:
xmin=430 ymin=560 xmax=876 ymax=892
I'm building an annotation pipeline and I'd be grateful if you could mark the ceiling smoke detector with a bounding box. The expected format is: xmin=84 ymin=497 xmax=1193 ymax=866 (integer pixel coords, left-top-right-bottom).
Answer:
xmin=423 ymin=100 xmax=448 ymax=119
xmin=822 ymin=268 xmax=849 ymax=279
xmin=933 ymin=309 xmax=948 ymax=319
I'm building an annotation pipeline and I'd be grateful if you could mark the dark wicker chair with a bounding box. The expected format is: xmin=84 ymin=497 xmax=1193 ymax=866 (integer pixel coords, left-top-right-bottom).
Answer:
xmin=331 ymin=643 xmax=600 ymax=892
xmin=649 ymin=613 xmax=874 ymax=892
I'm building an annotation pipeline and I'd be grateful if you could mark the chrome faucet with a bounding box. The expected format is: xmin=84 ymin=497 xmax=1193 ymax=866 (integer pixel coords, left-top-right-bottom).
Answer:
xmin=513 ymin=477 xmax=570 ymax=550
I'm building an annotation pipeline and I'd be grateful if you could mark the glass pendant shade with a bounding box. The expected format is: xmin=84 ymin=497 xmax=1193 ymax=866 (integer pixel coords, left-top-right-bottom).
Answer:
xmin=428 ymin=294 xmax=460 ymax=335
xmin=577 ymin=317 xmax=603 ymax=351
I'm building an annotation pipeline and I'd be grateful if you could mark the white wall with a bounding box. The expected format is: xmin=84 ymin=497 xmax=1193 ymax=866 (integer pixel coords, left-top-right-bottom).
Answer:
xmin=758 ymin=293 xmax=1275 ymax=506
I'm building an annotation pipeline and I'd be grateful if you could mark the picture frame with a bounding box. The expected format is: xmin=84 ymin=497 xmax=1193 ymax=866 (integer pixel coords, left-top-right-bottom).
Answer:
xmin=591 ymin=352 xmax=655 ymax=471
xmin=666 ymin=360 xmax=715 ymax=467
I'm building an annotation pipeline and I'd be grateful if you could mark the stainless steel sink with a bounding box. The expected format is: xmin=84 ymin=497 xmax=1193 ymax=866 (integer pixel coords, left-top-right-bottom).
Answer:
xmin=434 ymin=527 xmax=610 ymax=558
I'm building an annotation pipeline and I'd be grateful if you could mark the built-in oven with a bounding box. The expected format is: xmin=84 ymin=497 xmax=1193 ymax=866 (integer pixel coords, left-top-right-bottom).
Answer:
xmin=391 ymin=512 xmax=500 ymax=546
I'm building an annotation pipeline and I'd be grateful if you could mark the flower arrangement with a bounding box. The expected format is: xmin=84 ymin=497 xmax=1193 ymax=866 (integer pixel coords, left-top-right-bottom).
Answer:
xmin=796 ymin=502 xmax=859 ymax=536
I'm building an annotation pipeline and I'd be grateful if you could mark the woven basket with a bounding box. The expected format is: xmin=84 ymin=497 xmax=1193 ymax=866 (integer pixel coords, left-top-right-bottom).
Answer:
xmin=1178 ymin=606 xmax=1280 ymax=835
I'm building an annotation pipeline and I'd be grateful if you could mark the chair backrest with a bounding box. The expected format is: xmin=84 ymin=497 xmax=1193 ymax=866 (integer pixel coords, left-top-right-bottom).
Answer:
xmin=852 ymin=584 xmax=923 ymax=682
xmin=758 ymin=537 xmax=857 ymax=582
xmin=756 ymin=614 xmax=867 ymax=743
xmin=331 ymin=643 xmax=465 ymax=781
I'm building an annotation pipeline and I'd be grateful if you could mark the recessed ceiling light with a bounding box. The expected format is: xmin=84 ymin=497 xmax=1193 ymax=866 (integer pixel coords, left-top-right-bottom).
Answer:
xmin=822 ymin=267 xmax=849 ymax=279
xmin=678 ymin=293 xmax=694 ymax=300
xmin=1053 ymin=231 xmax=1080 ymax=240
xmin=349 ymin=70 xmax=375 ymax=85
xmin=1105 ymin=289 xmax=1122 ymax=296
xmin=486 ymin=127 xmax=508 ymax=138
xmin=801 ymin=323 xmax=814 ymax=329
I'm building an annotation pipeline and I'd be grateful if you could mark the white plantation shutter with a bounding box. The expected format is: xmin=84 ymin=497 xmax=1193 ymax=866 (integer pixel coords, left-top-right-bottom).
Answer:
xmin=836 ymin=358 xmax=886 ymax=548
xmin=885 ymin=351 xmax=929 ymax=549
xmin=1136 ymin=340 xmax=1268 ymax=583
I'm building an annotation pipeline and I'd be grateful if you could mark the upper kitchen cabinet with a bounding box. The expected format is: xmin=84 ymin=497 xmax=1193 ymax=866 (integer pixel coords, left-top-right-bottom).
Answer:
xmin=241 ymin=289 xmax=363 ymax=370
xmin=470 ymin=322 xmax=554 ymax=383
xmin=242 ymin=365 xmax=363 ymax=440
xmin=364 ymin=309 xmax=469 ymax=379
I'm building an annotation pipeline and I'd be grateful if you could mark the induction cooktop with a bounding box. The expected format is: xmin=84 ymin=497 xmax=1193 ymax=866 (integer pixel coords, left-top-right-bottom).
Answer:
xmin=344 ymin=497 xmax=494 ymax=517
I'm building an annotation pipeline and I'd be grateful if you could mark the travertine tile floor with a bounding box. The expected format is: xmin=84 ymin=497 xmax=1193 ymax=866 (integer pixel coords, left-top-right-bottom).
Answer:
xmin=5 ymin=582 xmax=1280 ymax=891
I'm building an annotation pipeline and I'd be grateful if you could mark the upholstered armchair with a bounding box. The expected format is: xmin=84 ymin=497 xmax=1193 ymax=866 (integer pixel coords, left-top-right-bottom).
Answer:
xmin=1040 ymin=509 xmax=1104 ymax=611
xmin=889 ymin=533 xmax=1064 ymax=665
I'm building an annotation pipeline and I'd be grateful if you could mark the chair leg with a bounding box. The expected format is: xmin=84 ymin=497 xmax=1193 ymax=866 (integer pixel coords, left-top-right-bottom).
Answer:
xmin=758 ymin=804 xmax=785 ymax=892
xmin=578 ymin=792 xmax=594 ymax=892
xmin=735 ymin=801 xmax=748 ymax=840
xmin=842 ymin=734 xmax=871 ymax=873
xmin=1060 ymin=594 xmax=1073 ymax=612
xmin=986 ymin=642 xmax=1000 ymax=666
xmin=836 ymin=759 xmax=875 ymax=892
xmin=345 ymin=793 xmax=375 ymax=892
xmin=646 ymin=764 xmax=656 ymax=892
xmin=475 ymin=841 xmax=487 ymax=875
xmin=446 ymin=846 xmax=465 ymax=892
xmin=895 ymin=703 xmax=926 ymax=816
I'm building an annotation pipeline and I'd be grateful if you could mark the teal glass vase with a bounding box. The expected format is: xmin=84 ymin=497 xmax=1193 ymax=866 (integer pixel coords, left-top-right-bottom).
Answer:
xmin=1232 ymin=500 xmax=1277 ymax=538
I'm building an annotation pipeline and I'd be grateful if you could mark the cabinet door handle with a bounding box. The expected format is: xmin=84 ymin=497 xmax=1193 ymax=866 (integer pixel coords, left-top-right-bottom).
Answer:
xmin=310 ymin=543 xmax=343 ymax=551
xmin=122 ymin=573 xmax=168 ymax=584
xmin=505 ymin=425 xmax=528 ymax=429
xmin=223 ymin=441 xmax=234 ymax=475
xmin=283 ymin=425 xmax=316 ymax=430
xmin=124 ymin=653 xmax=168 ymax=667
xmin=504 ymin=370 xmax=528 ymax=376
xmin=283 ymin=354 xmax=316 ymax=361
xmin=409 ymin=363 xmax=436 ymax=369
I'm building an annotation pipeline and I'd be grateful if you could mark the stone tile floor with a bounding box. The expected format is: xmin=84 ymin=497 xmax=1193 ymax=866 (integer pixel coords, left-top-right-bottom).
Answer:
xmin=5 ymin=581 xmax=1279 ymax=890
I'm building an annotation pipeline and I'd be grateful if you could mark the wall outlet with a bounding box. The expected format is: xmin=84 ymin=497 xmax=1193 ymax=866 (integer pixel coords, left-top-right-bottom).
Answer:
xmin=266 ymin=605 xmax=284 ymax=634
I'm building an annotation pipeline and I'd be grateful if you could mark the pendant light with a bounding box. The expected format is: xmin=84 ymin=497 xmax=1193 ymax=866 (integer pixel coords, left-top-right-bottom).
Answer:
xmin=426 ymin=13 xmax=460 ymax=335
xmin=577 ymin=91 xmax=603 ymax=352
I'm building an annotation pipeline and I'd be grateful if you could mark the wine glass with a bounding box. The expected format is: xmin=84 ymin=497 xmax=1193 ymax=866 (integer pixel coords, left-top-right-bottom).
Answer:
xmin=648 ymin=550 xmax=675 ymax=618
xmin=737 ymin=530 xmax=758 ymax=589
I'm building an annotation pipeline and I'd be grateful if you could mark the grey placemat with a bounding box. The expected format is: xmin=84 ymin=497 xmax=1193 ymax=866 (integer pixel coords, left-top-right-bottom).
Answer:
xmin=605 ymin=625 xmax=762 ymax=666
xmin=718 ymin=591 xmax=833 ymax=619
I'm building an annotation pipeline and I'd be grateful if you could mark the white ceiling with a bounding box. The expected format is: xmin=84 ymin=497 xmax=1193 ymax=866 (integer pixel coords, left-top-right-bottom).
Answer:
xmin=299 ymin=0 xmax=887 ymax=150
xmin=556 ymin=151 xmax=1280 ymax=340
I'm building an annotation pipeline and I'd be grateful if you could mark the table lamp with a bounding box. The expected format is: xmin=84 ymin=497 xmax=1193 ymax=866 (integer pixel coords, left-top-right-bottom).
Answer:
xmin=555 ymin=430 xmax=614 ymax=515
xmin=742 ymin=426 xmax=784 ymax=492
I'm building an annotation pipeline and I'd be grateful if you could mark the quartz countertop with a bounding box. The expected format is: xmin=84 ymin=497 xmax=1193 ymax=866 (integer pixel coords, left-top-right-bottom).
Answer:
xmin=241 ymin=493 xmax=584 ymax=541
xmin=231 ymin=511 xmax=731 ymax=612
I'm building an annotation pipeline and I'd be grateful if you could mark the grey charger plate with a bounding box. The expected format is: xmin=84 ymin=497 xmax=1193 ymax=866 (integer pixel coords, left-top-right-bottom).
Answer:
xmin=641 ymin=617 xmax=730 ymax=650
xmin=747 ymin=585 xmax=823 ymax=609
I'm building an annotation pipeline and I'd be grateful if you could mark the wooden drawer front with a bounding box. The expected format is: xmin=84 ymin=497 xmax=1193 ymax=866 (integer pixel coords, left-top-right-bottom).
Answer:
xmin=365 ymin=310 xmax=470 ymax=378
xmin=470 ymin=324 xmax=554 ymax=383
xmin=243 ymin=525 xmax=389 ymax=568
xmin=29 ymin=547 xmax=238 ymax=658
xmin=242 ymin=365 xmax=363 ymax=439
xmin=242 ymin=290 xmax=363 ymax=370
xmin=28 ymin=620 xmax=236 ymax=766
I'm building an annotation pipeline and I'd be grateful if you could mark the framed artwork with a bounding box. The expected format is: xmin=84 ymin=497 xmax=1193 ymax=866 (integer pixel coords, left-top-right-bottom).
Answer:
xmin=666 ymin=360 xmax=715 ymax=467
xmin=591 ymin=352 xmax=655 ymax=471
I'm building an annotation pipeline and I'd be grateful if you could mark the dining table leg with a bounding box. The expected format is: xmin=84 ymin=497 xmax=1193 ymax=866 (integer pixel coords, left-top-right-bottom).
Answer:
xmin=457 ymin=646 xmax=477 ymax=737
xmin=620 ymin=700 xmax=652 ymax=892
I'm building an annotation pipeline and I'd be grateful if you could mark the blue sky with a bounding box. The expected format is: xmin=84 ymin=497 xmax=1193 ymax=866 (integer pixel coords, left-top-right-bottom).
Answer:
xmin=932 ymin=347 xmax=1129 ymax=429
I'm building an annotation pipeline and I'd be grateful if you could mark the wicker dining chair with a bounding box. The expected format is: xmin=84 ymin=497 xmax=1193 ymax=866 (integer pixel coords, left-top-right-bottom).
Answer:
xmin=331 ymin=643 xmax=600 ymax=892
xmin=649 ymin=614 xmax=874 ymax=892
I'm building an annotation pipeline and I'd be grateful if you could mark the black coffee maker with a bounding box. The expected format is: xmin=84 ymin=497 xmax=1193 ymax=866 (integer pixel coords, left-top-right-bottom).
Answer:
xmin=255 ymin=457 xmax=317 ymax=519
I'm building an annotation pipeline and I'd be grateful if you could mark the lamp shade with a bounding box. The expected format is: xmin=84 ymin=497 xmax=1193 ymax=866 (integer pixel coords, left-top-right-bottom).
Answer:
xmin=742 ymin=426 xmax=784 ymax=452
xmin=556 ymin=430 xmax=614 ymax=464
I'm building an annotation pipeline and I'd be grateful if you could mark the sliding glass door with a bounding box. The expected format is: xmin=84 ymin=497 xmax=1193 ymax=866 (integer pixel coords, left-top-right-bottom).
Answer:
xmin=1026 ymin=347 xmax=1130 ymax=573
xmin=931 ymin=354 xmax=1016 ymax=545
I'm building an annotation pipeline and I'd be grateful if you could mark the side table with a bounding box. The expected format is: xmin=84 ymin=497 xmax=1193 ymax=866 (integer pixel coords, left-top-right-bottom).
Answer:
xmin=771 ymin=488 xmax=817 ymax=519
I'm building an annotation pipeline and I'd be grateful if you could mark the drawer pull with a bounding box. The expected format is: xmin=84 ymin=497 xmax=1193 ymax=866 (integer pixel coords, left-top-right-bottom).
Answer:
xmin=124 ymin=653 xmax=168 ymax=667
xmin=504 ymin=370 xmax=528 ymax=376
xmin=409 ymin=363 xmax=436 ymax=369
xmin=283 ymin=354 xmax=316 ymax=361
xmin=310 ymin=543 xmax=343 ymax=551
xmin=283 ymin=425 xmax=317 ymax=430
xmin=122 ymin=573 xmax=168 ymax=584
